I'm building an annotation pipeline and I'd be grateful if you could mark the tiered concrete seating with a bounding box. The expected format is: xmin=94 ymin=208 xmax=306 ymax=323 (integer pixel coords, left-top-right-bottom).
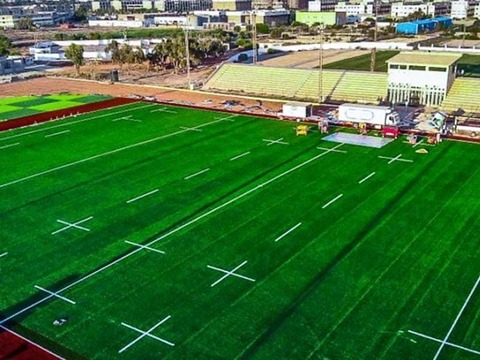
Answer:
xmin=442 ymin=78 xmax=480 ymax=113
xmin=330 ymin=71 xmax=388 ymax=103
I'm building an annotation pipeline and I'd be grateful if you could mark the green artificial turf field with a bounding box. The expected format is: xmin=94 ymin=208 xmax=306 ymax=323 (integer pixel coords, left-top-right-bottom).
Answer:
xmin=0 ymin=102 xmax=479 ymax=360
xmin=0 ymin=94 xmax=111 ymax=122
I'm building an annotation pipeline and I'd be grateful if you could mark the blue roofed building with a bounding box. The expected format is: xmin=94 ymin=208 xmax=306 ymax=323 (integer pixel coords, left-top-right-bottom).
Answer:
xmin=396 ymin=17 xmax=452 ymax=35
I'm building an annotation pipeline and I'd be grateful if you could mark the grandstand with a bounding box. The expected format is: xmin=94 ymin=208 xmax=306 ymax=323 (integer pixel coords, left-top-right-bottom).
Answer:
xmin=441 ymin=77 xmax=480 ymax=113
xmin=204 ymin=64 xmax=388 ymax=104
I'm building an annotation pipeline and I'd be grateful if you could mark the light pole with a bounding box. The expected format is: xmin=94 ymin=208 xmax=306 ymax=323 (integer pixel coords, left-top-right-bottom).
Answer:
xmin=184 ymin=15 xmax=191 ymax=90
xmin=318 ymin=23 xmax=325 ymax=103
xmin=251 ymin=11 xmax=257 ymax=65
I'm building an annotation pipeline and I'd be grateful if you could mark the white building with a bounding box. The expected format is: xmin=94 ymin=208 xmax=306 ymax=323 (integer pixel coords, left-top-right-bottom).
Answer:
xmin=450 ymin=0 xmax=475 ymax=19
xmin=335 ymin=2 xmax=366 ymax=16
xmin=390 ymin=2 xmax=450 ymax=19
xmin=308 ymin=0 xmax=338 ymax=12
xmin=387 ymin=52 xmax=461 ymax=106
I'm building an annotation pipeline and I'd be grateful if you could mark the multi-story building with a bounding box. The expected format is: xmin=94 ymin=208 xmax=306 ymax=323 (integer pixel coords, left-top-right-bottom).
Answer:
xmin=391 ymin=2 xmax=450 ymax=19
xmin=0 ymin=6 xmax=71 ymax=28
xmin=212 ymin=0 xmax=252 ymax=11
xmin=450 ymin=0 xmax=475 ymax=19
xmin=308 ymin=0 xmax=339 ymax=12
xmin=335 ymin=1 xmax=366 ymax=16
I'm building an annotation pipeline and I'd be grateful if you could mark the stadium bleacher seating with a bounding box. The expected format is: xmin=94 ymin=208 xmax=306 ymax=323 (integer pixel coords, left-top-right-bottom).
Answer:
xmin=441 ymin=78 xmax=480 ymax=113
xmin=204 ymin=64 xmax=388 ymax=104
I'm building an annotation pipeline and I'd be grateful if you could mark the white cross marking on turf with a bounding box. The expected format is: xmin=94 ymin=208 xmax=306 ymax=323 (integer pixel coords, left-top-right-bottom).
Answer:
xmin=34 ymin=285 xmax=76 ymax=305
xmin=52 ymin=216 xmax=93 ymax=235
xmin=207 ymin=261 xmax=255 ymax=287
xmin=119 ymin=316 xmax=174 ymax=353
xmin=433 ymin=274 xmax=480 ymax=359
xmin=378 ymin=154 xmax=413 ymax=164
xmin=214 ymin=114 xmax=238 ymax=122
xmin=274 ymin=223 xmax=302 ymax=242
xmin=150 ymin=107 xmax=177 ymax=114
xmin=263 ymin=138 xmax=289 ymax=146
xmin=408 ymin=330 xmax=480 ymax=356
xmin=0 ymin=252 xmax=7 ymax=259
xmin=125 ymin=241 xmax=165 ymax=254
xmin=179 ymin=126 xmax=202 ymax=132
xmin=316 ymin=146 xmax=347 ymax=153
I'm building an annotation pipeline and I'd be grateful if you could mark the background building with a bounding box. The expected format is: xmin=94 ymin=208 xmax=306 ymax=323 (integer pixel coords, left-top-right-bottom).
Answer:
xmin=296 ymin=10 xmax=346 ymax=25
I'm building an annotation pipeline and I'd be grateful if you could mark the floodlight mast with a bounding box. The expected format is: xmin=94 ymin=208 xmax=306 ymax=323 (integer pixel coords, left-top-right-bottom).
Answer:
xmin=185 ymin=15 xmax=192 ymax=90
xmin=251 ymin=11 xmax=257 ymax=65
xmin=318 ymin=23 xmax=325 ymax=103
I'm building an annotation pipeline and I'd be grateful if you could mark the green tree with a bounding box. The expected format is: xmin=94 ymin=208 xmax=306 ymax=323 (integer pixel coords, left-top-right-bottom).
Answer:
xmin=15 ymin=17 xmax=34 ymax=30
xmin=65 ymin=43 xmax=85 ymax=75
xmin=256 ymin=23 xmax=270 ymax=34
xmin=0 ymin=35 xmax=12 ymax=57
xmin=73 ymin=6 xmax=89 ymax=22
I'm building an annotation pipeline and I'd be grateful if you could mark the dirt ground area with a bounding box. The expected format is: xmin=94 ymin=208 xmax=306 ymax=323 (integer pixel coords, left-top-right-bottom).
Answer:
xmin=0 ymin=77 xmax=285 ymax=116
xmin=259 ymin=49 xmax=370 ymax=69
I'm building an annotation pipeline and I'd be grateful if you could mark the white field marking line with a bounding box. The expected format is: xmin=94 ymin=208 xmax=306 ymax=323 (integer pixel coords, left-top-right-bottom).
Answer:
xmin=0 ymin=117 xmax=227 ymax=190
xmin=34 ymin=285 xmax=76 ymax=305
xmin=433 ymin=273 xmax=480 ymax=360
xmin=378 ymin=155 xmax=413 ymax=164
xmin=184 ymin=168 xmax=210 ymax=180
xmin=316 ymin=146 xmax=347 ymax=153
xmin=119 ymin=316 xmax=174 ymax=353
xmin=179 ymin=126 xmax=202 ymax=132
xmin=150 ymin=107 xmax=177 ymax=114
xmin=214 ymin=114 xmax=238 ymax=122
xmin=359 ymin=172 xmax=376 ymax=184
xmin=0 ymin=103 xmax=155 ymax=142
xmin=52 ymin=216 xmax=93 ymax=235
xmin=0 ymin=143 xmax=343 ymax=326
xmin=0 ymin=324 xmax=65 ymax=360
xmin=230 ymin=151 xmax=251 ymax=161
xmin=263 ymin=138 xmax=289 ymax=146
xmin=0 ymin=252 xmax=7 ymax=258
xmin=125 ymin=240 xmax=165 ymax=254
xmin=274 ymin=222 xmax=302 ymax=242
xmin=322 ymin=194 xmax=344 ymax=209
xmin=0 ymin=142 xmax=20 ymax=150
xmin=112 ymin=115 xmax=132 ymax=122
xmin=44 ymin=130 xmax=70 ymax=138
xmin=207 ymin=261 xmax=255 ymax=287
xmin=126 ymin=189 xmax=159 ymax=204
xmin=412 ymin=139 xmax=424 ymax=148
xmin=408 ymin=330 xmax=480 ymax=356
xmin=402 ymin=140 xmax=435 ymax=147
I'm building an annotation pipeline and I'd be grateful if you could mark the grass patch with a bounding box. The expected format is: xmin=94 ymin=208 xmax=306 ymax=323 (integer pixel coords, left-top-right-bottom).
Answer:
xmin=323 ymin=50 xmax=400 ymax=72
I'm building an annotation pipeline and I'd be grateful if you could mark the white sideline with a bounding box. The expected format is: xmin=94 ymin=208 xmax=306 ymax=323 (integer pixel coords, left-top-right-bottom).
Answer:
xmin=359 ymin=172 xmax=376 ymax=184
xmin=184 ymin=168 xmax=210 ymax=180
xmin=0 ymin=143 xmax=343 ymax=326
xmin=0 ymin=143 xmax=19 ymax=150
xmin=0 ymin=252 xmax=7 ymax=258
xmin=0 ymin=103 xmax=155 ymax=142
xmin=0 ymin=324 xmax=65 ymax=359
xmin=126 ymin=189 xmax=159 ymax=204
xmin=408 ymin=330 xmax=480 ymax=356
xmin=274 ymin=223 xmax=302 ymax=242
xmin=119 ymin=316 xmax=174 ymax=353
xmin=0 ymin=117 xmax=228 ymax=190
xmin=207 ymin=261 xmax=255 ymax=287
xmin=433 ymin=274 xmax=480 ymax=359
xmin=322 ymin=194 xmax=343 ymax=209
xmin=45 ymin=130 xmax=70 ymax=138
xmin=125 ymin=241 xmax=165 ymax=254
xmin=34 ymin=285 xmax=76 ymax=305
xmin=229 ymin=151 xmax=250 ymax=161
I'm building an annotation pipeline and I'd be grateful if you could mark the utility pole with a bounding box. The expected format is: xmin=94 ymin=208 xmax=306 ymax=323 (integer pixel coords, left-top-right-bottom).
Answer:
xmin=318 ymin=23 xmax=324 ymax=103
xmin=251 ymin=11 xmax=257 ymax=65
xmin=185 ymin=15 xmax=192 ymax=90
xmin=370 ymin=0 xmax=378 ymax=72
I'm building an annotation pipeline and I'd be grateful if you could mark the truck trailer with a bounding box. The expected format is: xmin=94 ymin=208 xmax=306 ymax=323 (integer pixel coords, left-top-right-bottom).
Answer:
xmin=337 ymin=104 xmax=400 ymax=127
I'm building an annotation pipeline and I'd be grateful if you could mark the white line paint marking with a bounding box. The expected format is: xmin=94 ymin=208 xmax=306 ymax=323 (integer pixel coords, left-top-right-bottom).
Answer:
xmin=229 ymin=151 xmax=251 ymax=161
xmin=274 ymin=222 xmax=302 ymax=242
xmin=359 ymin=172 xmax=376 ymax=184
xmin=184 ymin=168 xmax=210 ymax=180
xmin=150 ymin=107 xmax=177 ymax=114
xmin=126 ymin=189 xmax=159 ymax=204
xmin=44 ymin=130 xmax=71 ymax=138
xmin=0 ymin=325 xmax=65 ymax=359
xmin=52 ymin=216 xmax=93 ymax=235
xmin=34 ymin=285 xmax=76 ymax=305
xmin=0 ymin=252 xmax=7 ymax=258
xmin=113 ymin=116 xmax=141 ymax=123
xmin=125 ymin=241 xmax=165 ymax=254
xmin=413 ymin=139 xmax=424 ymax=148
xmin=433 ymin=274 xmax=480 ymax=360
xmin=316 ymin=146 xmax=347 ymax=153
xmin=0 ymin=143 xmax=20 ymax=150
xmin=0 ymin=143 xmax=343 ymax=326
xmin=119 ymin=316 xmax=174 ymax=353
xmin=0 ymin=117 xmax=227 ymax=190
xmin=378 ymin=155 xmax=413 ymax=164
xmin=408 ymin=330 xmax=480 ymax=356
xmin=263 ymin=138 xmax=289 ymax=146
xmin=179 ymin=126 xmax=202 ymax=132
xmin=214 ymin=114 xmax=238 ymax=122
xmin=0 ymin=103 xmax=155 ymax=142
xmin=322 ymin=194 xmax=343 ymax=209
xmin=207 ymin=261 xmax=255 ymax=287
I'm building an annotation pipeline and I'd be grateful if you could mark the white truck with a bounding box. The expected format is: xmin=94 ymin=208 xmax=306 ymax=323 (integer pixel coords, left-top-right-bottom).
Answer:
xmin=337 ymin=104 xmax=400 ymax=127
